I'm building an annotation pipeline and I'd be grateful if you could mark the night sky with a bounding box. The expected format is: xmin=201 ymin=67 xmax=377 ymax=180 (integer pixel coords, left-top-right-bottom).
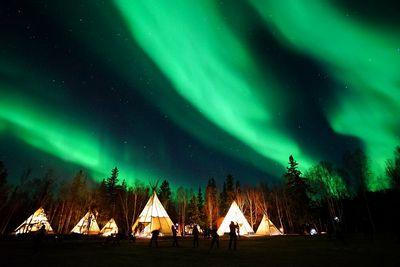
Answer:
xmin=0 ymin=0 xmax=399 ymax=190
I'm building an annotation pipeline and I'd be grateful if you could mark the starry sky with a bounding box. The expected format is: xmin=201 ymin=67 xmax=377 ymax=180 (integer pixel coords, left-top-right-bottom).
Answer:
xmin=0 ymin=0 xmax=399 ymax=190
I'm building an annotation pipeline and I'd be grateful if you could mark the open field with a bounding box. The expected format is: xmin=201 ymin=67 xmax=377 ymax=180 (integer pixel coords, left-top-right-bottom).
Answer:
xmin=1 ymin=234 xmax=399 ymax=267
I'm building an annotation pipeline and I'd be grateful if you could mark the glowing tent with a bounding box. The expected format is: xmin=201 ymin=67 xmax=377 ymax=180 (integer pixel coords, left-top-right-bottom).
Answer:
xmin=70 ymin=211 xmax=100 ymax=235
xmin=13 ymin=207 xmax=54 ymax=234
xmin=132 ymin=191 xmax=174 ymax=237
xmin=217 ymin=201 xmax=254 ymax=236
xmin=100 ymin=218 xmax=118 ymax=236
xmin=255 ymin=214 xmax=282 ymax=236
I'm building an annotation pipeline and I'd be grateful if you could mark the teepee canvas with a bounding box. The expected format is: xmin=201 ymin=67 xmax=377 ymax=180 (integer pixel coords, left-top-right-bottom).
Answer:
xmin=256 ymin=214 xmax=282 ymax=236
xmin=132 ymin=191 xmax=174 ymax=237
xmin=217 ymin=201 xmax=254 ymax=236
xmin=100 ymin=218 xmax=118 ymax=236
xmin=71 ymin=211 xmax=100 ymax=235
xmin=14 ymin=207 xmax=53 ymax=234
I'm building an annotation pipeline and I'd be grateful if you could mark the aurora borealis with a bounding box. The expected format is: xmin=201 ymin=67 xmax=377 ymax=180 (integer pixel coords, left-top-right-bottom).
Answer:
xmin=0 ymin=1 xmax=399 ymax=190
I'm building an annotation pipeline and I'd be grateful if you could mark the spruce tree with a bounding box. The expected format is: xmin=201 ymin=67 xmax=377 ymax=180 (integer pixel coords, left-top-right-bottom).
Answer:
xmin=220 ymin=174 xmax=236 ymax=215
xmin=197 ymin=187 xmax=205 ymax=226
xmin=219 ymin=182 xmax=228 ymax=215
xmin=188 ymin=194 xmax=200 ymax=225
xmin=197 ymin=186 xmax=204 ymax=211
xmin=158 ymin=179 xmax=172 ymax=208
xmin=106 ymin=167 xmax=119 ymax=216
xmin=284 ymin=155 xmax=310 ymax=231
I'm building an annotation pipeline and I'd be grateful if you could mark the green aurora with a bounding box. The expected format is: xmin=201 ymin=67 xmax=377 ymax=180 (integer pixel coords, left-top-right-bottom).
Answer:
xmin=0 ymin=88 xmax=162 ymax=184
xmin=250 ymin=0 xmax=400 ymax=190
xmin=115 ymin=0 xmax=315 ymax=171
xmin=0 ymin=0 xmax=399 ymax=191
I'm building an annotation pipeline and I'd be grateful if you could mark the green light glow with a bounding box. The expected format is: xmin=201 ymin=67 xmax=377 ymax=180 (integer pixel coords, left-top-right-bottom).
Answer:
xmin=0 ymin=89 xmax=160 ymax=184
xmin=306 ymin=164 xmax=348 ymax=199
xmin=250 ymin=0 xmax=400 ymax=190
xmin=1 ymin=1 xmax=397 ymax=191
xmin=0 ymin=93 xmax=99 ymax=167
xmin=114 ymin=0 xmax=315 ymax=171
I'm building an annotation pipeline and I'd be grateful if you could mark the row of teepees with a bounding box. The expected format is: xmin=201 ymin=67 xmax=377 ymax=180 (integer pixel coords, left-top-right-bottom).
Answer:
xmin=70 ymin=212 xmax=118 ymax=236
xmin=13 ymin=191 xmax=281 ymax=237
xmin=14 ymin=207 xmax=118 ymax=236
xmin=217 ymin=201 xmax=282 ymax=236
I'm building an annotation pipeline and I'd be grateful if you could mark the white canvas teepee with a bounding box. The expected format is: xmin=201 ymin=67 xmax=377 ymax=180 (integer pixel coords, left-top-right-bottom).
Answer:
xmin=132 ymin=191 xmax=174 ymax=237
xmin=217 ymin=201 xmax=254 ymax=236
xmin=256 ymin=214 xmax=282 ymax=236
xmin=14 ymin=207 xmax=53 ymax=234
xmin=71 ymin=211 xmax=100 ymax=235
xmin=100 ymin=218 xmax=118 ymax=236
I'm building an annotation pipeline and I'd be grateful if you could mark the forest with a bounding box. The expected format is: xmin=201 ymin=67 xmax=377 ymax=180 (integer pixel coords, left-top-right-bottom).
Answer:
xmin=0 ymin=147 xmax=399 ymax=236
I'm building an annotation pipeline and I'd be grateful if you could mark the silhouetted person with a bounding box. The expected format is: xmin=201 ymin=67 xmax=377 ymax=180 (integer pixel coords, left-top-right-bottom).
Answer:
xmin=33 ymin=225 xmax=46 ymax=253
xmin=192 ymin=224 xmax=199 ymax=248
xmin=228 ymin=221 xmax=238 ymax=250
xmin=203 ymin=226 xmax=209 ymax=239
xmin=172 ymin=224 xmax=179 ymax=247
xmin=209 ymin=227 xmax=219 ymax=249
xmin=149 ymin=229 xmax=160 ymax=248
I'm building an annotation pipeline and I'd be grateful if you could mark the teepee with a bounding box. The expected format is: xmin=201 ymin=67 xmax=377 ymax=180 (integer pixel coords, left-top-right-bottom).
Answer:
xmin=70 ymin=211 xmax=100 ymax=235
xmin=132 ymin=191 xmax=174 ymax=237
xmin=100 ymin=218 xmax=118 ymax=236
xmin=217 ymin=201 xmax=254 ymax=236
xmin=256 ymin=214 xmax=282 ymax=236
xmin=14 ymin=207 xmax=53 ymax=234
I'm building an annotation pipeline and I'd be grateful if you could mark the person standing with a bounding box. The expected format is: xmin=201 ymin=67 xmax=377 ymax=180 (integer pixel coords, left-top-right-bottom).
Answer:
xmin=33 ymin=224 xmax=46 ymax=253
xmin=149 ymin=229 xmax=160 ymax=248
xmin=172 ymin=224 xmax=179 ymax=247
xmin=209 ymin=226 xmax=219 ymax=249
xmin=192 ymin=224 xmax=199 ymax=248
xmin=228 ymin=221 xmax=238 ymax=250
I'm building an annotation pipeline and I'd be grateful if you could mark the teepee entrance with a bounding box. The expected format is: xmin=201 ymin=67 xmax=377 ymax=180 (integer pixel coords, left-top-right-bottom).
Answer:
xmin=70 ymin=211 xmax=100 ymax=235
xmin=100 ymin=218 xmax=118 ymax=236
xmin=132 ymin=191 xmax=174 ymax=237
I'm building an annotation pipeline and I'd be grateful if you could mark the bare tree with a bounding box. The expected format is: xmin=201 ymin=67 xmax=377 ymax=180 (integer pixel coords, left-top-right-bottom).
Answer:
xmin=131 ymin=181 xmax=150 ymax=227
xmin=176 ymin=186 xmax=188 ymax=230
xmin=244 ymin=187 xmax=262 ymax=229
xmin=205 ymin=178 xmax=218 ymax=227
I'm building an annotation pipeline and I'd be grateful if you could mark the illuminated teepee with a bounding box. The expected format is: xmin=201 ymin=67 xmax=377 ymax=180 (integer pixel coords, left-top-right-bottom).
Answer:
xmin=255 ymin=214 xmax=282 ymax=236
xmin=100 ymin=218 xmax=118 ymax=236
xmin=14 ymin=207 xmax=54 ymax=234
xmin=70 ymin=211 xmax=100 ymax=235
xmin=217 ymin=201 xmax=254 ymax=236
xmin=131 ymin=191 xmax=174 ymax=237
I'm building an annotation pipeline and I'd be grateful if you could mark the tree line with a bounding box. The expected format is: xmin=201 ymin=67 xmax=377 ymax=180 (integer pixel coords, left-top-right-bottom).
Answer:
xmin=0 ymin=146 xmax=399 ymax=236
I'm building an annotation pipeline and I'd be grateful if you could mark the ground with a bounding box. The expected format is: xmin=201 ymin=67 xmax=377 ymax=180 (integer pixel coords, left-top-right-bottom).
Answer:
xmin=1 ymin=234 xmax=399 ymax=267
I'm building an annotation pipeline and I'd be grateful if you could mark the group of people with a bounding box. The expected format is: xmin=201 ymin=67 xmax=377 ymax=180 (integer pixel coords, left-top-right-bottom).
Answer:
xmin=31 ymin=221 xmax=241 ymax=251
xmin=149 ymin=221 xmax=240 ymax=250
